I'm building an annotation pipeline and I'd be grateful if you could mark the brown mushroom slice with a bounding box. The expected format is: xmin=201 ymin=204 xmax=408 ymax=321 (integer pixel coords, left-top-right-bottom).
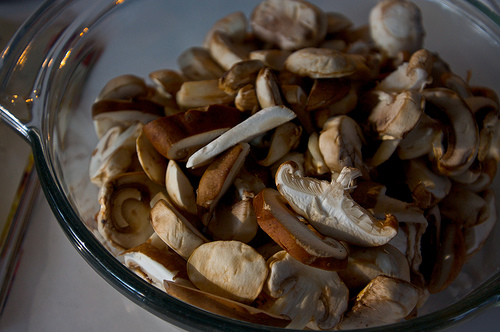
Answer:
xmin=304 ymin=132 xmax=330 ymax=176
xmin=275 ymin=162 xmax=398 ymax=247
xmin=397 ymin=113 xmax=442 ymax=160
xmin=148 ymin=69 xmax=184 ymax=97
xmin=263 ymin=250 xmax=349 ymax=330
xmin=338 ymin=244 xmax=411 ymax=291
xmin=306 ymin=78 xmax=351 ymax=112
xmin=96 ymin=74 xmax=147 ymax=102
xmin=186 ymin=105 xmax=296 ymax=168
xmin=143 ymin=104 xmax=244 ymax=161
xmin=326 ymin=11 xmax=353 ymax=34
xmin=177 ymin=47 xmax=225 ymax=81
xmin=96 ymin=171 xmax=166 ymax=255
xmin=258 ymin=122 xmax=302 ymax=167
xmin=136 ymin=129 xmax=167 ymax=185
xmin=163 ymin=281 xmax=291 ymax=328
xmin=208 ymin=31 xmax=249 ymax=71
xmin=285 ymin=47 xmax=357 ymax=79
xmin=196 ymin=143 xmax=250 ymax=226
xmin=249 ymin=49 xmax=291 ymax=71
xmin=202 ymin=11 xmax=248 ymax=48
xmin=89 ymin=125 xmax=134 ymax=187
xmin=281 ymin=84 xmax=314 ymax=134
xmin=176 ymin=79 xmax=234 ymax=109
xmin=219 ymin=59 xmax=265 ymax=95
xmin=423 ymin=88 xmax=479 ymax=176
xmin=234 ymin=84 xmax=259 ymax=113
xmin=367 ymin=90 xmax=424 ymax=166
xmin=250 ymin=0 xmax=327 ymax=51
xmin=319 ymin=115 xmax=365 ymax=174
xmin=254 ymin=188 xmax=348 ymax=271
xmin=165 ymin=160 xmax=197 ymax=215
xmin=150 ymin=199 xmax=208 ymax=260
xmin=337 ymin=275 xmax=419 ymax=329
xmin=91 ymin=99 xmax=164 ymax=139
xmin=369 ymin=0 xmax=425 ymax=57
xmin=312 ymin=87 xmax=359 ymax=129
xmin=464 ymin=189 xmax=497 ymax=256
xmin=187 ymin=240 xmax=268 ymax=304
xmin=122 ymin=234 xmax=190 ymax=290
xmin=255 ymin=67 xmax=284 ymax=109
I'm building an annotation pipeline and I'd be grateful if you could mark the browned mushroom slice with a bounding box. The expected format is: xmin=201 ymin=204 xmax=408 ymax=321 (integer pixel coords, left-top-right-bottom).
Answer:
xmin=208 ymin=31 xmax=249 ymax=71
xmin=143 ymin=104 xmax=244 ymax=161
xmin=369 ymin=0 xmax=425 ymax=57
xmin=306 ymin=78 xmax=351 ymax=112
xmin=326 ymin=11 xmax=353 ymax=34
xmin=235 ymin=84 xmax=259 ymax=113
xmin=148 ymin=69 xmax=184 ymax=97
xmin=312 ymin=87 xmax=359 ymax=129
xmin=255 ymin=67 xmax=284 ymax=109
xmin=463 ymin=189 xmax=497 ymax=256
xmin=337 ymin=275 xmax=419 ymax=329
xmin=249 ymin=49 xmax=291 ymax=71
xmin=163 ymin=281 xmax=291 ymax=328
xmin=275 ymin=161 xmax=398 ymax=247
xmin=96 ymin=171 xmax=166 ymax=255
xmin=254 ymin=188 xmax=348 ymax=271
xmin=250 ymin=0 xmax=327 ymax=51
xmin=262 ymin=250 xmax=349 ymax=330
xmin=187 ymin=240 xmax=268 ymax=304
xmin=150 ymin=198 xmax=208 ymax=260
xmin=96 ymin=74 xmax=147 ymax=102
xmin=423 ymin=88 xmax=480 ymax=176
xmin=280 ymin=84 xmax=314 ymax=134
xmin=136 ymin=128 xmax=167 ymax=185
xmin=219 ymin=59 xmax=265 ymax=95
xmin=202 ymin=11 xmax=248 ymax=48
xmin=258 ymin=122 xmax=302 ymax=167
xmin=177 ymin=47 xmax=225 ymax=81
xmin=397 ymin=113 xmax=441 ymax=160
xmin=176 ymin=79 xmax=235 ymax=109
xmin=196 ymin=143 xmax=250 ymax=226
xmin=304 ymin=132 xmax=330 ymax=176
xmin=165 ymin=160 xmax=197 ymax=215
xmin=285 ymin=47 xmax=357 ymax=79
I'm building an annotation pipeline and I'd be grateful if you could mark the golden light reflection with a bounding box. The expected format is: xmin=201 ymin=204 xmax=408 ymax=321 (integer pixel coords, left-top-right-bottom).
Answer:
xmin=79 ymin=27 xmax=89 ymax=37
xmin=60 ymin=50 xmax=71 ymax=69
xmin=16 ymin=43 xmax=32 ymax=68
xmin=115 ymin=0 xmax=125 ymax=4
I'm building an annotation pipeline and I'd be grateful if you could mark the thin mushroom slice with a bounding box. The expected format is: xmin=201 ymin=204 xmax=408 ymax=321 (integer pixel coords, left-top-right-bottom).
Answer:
xmin=306 ymin=78 xmax=351 ymax=112
xmin=165 ymin=160 xmax=197 ymax=215
xmin=176 ymin=79 xmax=234 ymax=109
xmin=304 ymin=132 xmax=330 ymax=176
xmin=255 ymin=67 xmax=285 ymax=109
xmin=249 ymin=49 xmax=291 ymax=71
xmin=463 ymin=189 xmax=497 ymax=256
xmin=150 ymin=198 xmax=208 ymax=260
xmin=163 ymin=281 xmax=291 ymax=328
xmin=96 ymin=171 xmax=166 ymax=255
xmin=281 ymin=84 xmax=314 ymax=134
xmin=208 ymin=30 xmax=249 ymax=71
xmin=258 ymin=122 xmax=303 ymax=167
xmin=275 ymin=161 xmax=398 ymax=247
xmin=254 ymin=188 xmax=348 ymax=271
xmin=337 ymin=275 xmax=420 ymax=329
xmin=96 ymin=74 xmax=147 ymax=102
xmin=219 ymin=59 xmax=265 ymax=95
xmin=148 ymin=69 xmax=184 ymax=98
xmin=136 ymin=128 xmax=167 ymax=185
xmin=202 ymin=11 xmax=248 ymax=48
xmin=262 ymin=250 xmax=349 ymax=330
xmin=186 ymin=105 xmax=296 ymax=168
xmin=177 ymin=47 xmax=225 ymax=81
xmin=397 ymin=113 xmax=441 ymax=160
xmin=187 ymin=240 xmax=268 ymax=304
xmin=250 ymin=0 xmax=327 ymax=51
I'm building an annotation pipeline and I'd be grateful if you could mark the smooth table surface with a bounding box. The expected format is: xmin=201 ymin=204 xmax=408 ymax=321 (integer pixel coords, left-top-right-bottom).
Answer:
xmin=0 ymin=1 xmax=499 ymax=331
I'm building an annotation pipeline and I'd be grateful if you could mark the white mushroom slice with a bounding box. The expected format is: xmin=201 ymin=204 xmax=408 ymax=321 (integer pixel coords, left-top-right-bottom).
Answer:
xmin=441 ymin=72 xmax=473 ymax=98
xmin=275 ymin=161 xmax=398 ymax=246
xmin=376 ymin=49 xmax=433 ymax=92
xmin=150 ymin=199 xmax=208 ymax=260
xmin=337 ymin=275 xmax=419 ymax=329
xmin=263 ymin=251 xmax=349 ymax=330
xmin=258 ymin=122 xmax=302 ymax=167
xmin=249 ymin=49 xmax=291 ymax=71
xmin=165 ymin=160 xmax=197 ymax=215
xmin=122 ymin=234 xmax=190 ymax=290
xmin=423 ymin=88 xmax=479 ymax=176
xmin=163 ymin=281 xmax=291 ymax=328
xmin=96 ymin=171 xmax=166 ymax=255
xmin=176 ymin=79 xmax=234 ymax=109
xmin=89 ymin=123 xmax=143 ymax=187
xmin=304 ymin=132 xmax=330 ymax=176
xmin=250 ymin=0 xmax=327 ymax=51
xmin=403 ymin=158 xmax=452 ymax=209
xmin=464 ymin=189 xmax=497 ymax=256
xmin=186 ymin=105 xmax=296 ymax=168
xmin=96 ymin=74 xmax=147 ymax=102
xmin=338 ymin=244 xmax=411 ymax=291
xmin=397 ymin=113 xmax=441 ymax=160
xmin=254 ymin=188 xmax=348 ymax=270
xmin=136 ymin=129 xmax=167 ymax=185
xmin=196 ymin=143 xmax=250 ymax=226
xmin=208 ymin=31 xmax=249 ymax=71
xmin=255 ymin=67 xmax=284 ymax=109
xmin=187 ymin=240 xmax=268 ymax=304
xmin=203 ymin=11 xmax=248 ymax=48
xmin=177 ymin=47 xmax=225 ymax=81
xmin=319 ymin=115 xmax=365 ymax=174
xmin=234 ymin=84 xmax=259 ymax=113
xmin=143 ymin=104 xmax=244 ymax=161
xmin=369 ymin=0 xmax=425 ymax=57
xmin=285 ymin=47 xmax=357 ymax=79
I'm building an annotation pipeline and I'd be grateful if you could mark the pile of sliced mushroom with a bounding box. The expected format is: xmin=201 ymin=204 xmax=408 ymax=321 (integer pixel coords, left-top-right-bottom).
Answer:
xmin=89 ymin=0 xmax=500 ymax=329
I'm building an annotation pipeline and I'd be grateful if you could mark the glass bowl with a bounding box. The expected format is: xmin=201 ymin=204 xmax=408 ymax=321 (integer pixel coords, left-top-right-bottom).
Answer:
xmin=1 ymin=0 xmax=500 ymax=330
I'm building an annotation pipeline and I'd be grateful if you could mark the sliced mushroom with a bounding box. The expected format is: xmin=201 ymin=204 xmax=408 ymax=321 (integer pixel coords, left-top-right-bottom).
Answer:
xmin=306 ymin=78 xmax=351 ymax=112
xmin=255 ymin=67 xmax=284 ymax=109
xmin=136 ymin=128 xmax=167 ymax=185
xmin=285 ymin=47 xmax=357 ymax=79
xmin=177 ymin=47 xmax=225 ymax=81
xmin=304 ymin=132 xmax=330 ymax=176
xmin=165 ymin=160 xmax=197 ymax=215
xmin=463 ymin=189 xmax=497 ymax=256
xmin=163 ymin=281 xmax=291 ymax=328
xmin=262 ymin=250 xmax=349 ymax=330
xmin=326 ymin=11 xmax=353 ymax=34
xmin=219 ymin=59 xmax=265 ymax=95
xmin=275 ymin=161 xmax=398 ymax=246
xmin=312 ymin=87 xmax=359 ymax=129
xmin=258 ymin=122 xmax=302 ymax=167
xmin=186 ymin=105 xmax=296 ymax=168
xmin=187 ymin=240 xmax=268 ymax=304
xmin=249 ymin=49 xmax=291 ymax=71
xmin=234 ymin=84 xmax=259 ymax=113
xmin=250 ymin=0 xmax=327 ymax=51
xmin=150 ymin=198 xmax=208 ymax=260
xmin=148 ymin=69 xmax=184 ymax=98
xmin=369 ymin=0 xmax=425 ymax=57
xmin=397 ymin=113 xmax=441 ymax=160
xmin=176 ymin=79 xmax=234 ymax=109
xmin=208 ymin=31 xmax=249 ymax=71
xmin=337 ymin=275 xmax=419 ymax=329
xmin=203 ymin=11 xmax=248 ymax=48
xmin=96 ymin=171 xmax=166 ymax=255
xmin=143 ymin=104 xmax=243 ymax=161
xmin=280 ymin=84 xmax=315 ymax=134
xmin=96 ymin=74 xmax=147 ymax=102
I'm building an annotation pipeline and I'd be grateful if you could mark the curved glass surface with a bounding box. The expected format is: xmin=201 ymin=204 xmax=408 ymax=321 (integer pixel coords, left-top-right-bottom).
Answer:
xmin=1 ymin=1 xmax=500 ymax=331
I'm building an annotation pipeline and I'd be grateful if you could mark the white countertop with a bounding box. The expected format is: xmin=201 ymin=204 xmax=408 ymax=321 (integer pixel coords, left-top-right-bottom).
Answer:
xmin=0 ymin=1 xmax=499 ymax=331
